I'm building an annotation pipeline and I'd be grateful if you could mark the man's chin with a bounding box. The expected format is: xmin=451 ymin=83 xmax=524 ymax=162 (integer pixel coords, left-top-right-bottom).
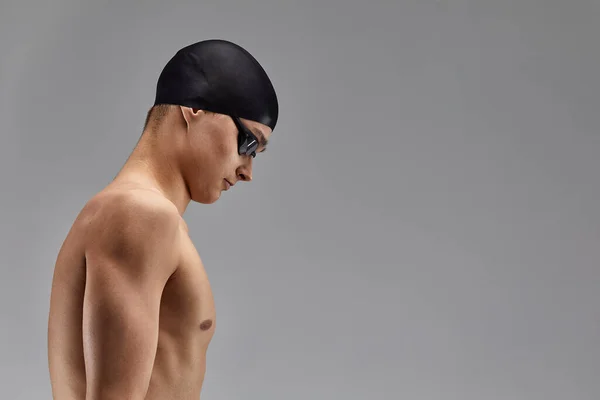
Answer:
xmin=191 ymin=189 xmax=222 ymax=205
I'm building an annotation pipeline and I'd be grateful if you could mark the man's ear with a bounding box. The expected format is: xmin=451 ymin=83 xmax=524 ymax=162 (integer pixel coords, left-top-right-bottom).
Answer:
xmin=180 ymin=106 xmax=204 ymax=128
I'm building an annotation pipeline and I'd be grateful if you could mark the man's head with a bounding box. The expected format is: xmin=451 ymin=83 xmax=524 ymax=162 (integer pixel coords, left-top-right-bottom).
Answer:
xmin=140 ymin=39 xmax=278 ymax=204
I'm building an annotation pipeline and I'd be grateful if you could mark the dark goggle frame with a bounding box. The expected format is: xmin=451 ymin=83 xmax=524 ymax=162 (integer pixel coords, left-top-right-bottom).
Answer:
xmin=231 ymin=116 xmax=259 ymax=158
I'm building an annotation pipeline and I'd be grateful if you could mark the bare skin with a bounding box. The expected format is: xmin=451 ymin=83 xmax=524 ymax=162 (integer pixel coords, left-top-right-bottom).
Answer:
xmin=48 ymin=106 xmax=272 ymax=400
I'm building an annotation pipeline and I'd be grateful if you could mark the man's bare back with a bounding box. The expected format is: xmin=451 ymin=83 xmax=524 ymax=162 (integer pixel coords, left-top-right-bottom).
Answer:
xmin=48 ymin=186 xmax=216 ymax=400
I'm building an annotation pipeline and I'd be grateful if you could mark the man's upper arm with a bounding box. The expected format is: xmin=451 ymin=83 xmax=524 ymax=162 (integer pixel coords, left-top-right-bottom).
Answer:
xmin=82 ymin=197 xmax=180 ymax=400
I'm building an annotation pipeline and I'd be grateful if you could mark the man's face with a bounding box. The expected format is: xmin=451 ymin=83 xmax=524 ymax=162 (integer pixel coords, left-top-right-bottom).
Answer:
xmin=179 ymin=108 xmax=272 ymax=204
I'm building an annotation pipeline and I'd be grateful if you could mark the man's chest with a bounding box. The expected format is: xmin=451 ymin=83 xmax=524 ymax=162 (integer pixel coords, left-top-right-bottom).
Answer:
xmin=159 ymin=235 xmax=216 ymax=335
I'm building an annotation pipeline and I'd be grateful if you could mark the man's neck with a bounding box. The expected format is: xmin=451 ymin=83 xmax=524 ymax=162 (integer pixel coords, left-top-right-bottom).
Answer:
xmin=113 ymin=141 xmax=191 ymax=216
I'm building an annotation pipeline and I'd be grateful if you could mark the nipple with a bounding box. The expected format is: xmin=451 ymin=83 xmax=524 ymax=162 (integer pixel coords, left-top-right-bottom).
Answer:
xmin=200 ymin=319 xmax=213 ymax=331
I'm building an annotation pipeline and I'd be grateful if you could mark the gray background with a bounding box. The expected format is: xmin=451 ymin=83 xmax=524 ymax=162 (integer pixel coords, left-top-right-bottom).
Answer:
xmin=1 ymin=0 xmax=599 ymax=399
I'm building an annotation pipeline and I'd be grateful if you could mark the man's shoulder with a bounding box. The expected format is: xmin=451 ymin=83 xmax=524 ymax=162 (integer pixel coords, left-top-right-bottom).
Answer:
xmin=93 ymin=187 xmax=178 ymax=218
xmin=80 ymin=187 xmax=182 ymax=240
xmin=72 ymin=187 xmax=183 ymax=278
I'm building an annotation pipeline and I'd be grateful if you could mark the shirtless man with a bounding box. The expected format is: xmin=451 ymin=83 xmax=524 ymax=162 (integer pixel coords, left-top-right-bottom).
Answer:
xmin=47 ymin=39 xmax=279 ymax=400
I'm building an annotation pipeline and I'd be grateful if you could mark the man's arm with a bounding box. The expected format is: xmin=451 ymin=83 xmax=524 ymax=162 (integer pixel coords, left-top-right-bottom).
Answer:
xmin=82 ymin=198 xmax=180 ymax=400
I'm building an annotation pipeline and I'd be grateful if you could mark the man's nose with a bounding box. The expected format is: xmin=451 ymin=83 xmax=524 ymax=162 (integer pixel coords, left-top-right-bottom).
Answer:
xmin=237 ymin=160 xmax=253 ymax=182
xmin=238 ymin=171 xmax=252 ymax=182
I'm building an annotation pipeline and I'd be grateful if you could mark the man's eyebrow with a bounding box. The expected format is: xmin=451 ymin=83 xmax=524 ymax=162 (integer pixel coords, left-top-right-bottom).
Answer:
xmin=250 ymin=127 xmax=269 ymax=148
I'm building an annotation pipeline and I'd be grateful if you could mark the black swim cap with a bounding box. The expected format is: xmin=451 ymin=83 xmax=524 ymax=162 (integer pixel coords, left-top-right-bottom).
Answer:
xmin=154 ymin=39 xmax=279 ymax=130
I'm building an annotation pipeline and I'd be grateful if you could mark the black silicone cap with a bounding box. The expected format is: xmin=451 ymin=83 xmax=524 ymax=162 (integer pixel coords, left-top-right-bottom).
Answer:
xmin=154 ymin=39 xmax=279 ymax=130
